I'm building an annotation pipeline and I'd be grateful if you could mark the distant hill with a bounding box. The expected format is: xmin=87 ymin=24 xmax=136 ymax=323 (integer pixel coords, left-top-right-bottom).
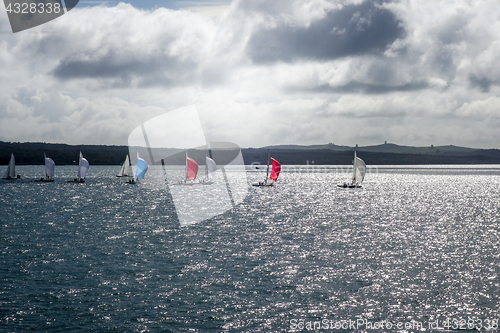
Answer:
xmin=357 ymin=143 xmax=478 ymax=155
xmin=264 ymin=142 xmax=497 ymax=156
xmin=263 ymin=143 xmax=352 ymax=151
xmin=0 ymin=141 xmax=129 ymax=165
xmin=1 ymin=141 xmax=500 ymax=165
xmin=243 ymin=148 xmax=500 ymax=165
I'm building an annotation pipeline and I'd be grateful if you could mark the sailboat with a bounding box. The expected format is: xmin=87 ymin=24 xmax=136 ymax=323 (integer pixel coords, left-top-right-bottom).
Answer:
xmin=252 ymin=151 xmax=281 ymax=186
xmin=338 ymin=150 xmax=366 ymax=188
xmin=35 ymin=153 xmax=55 ymax=182
xmin=174 ymin=152 xmax=199 ymax=185
xmin=68 ymin=152 xmax=89 ymax=183
xmin=199 ymin=156 xmax=216 ymax=185
xmin=2 ymin=154 xmax=19 ymax=180
xmin=127 ymin=152 xmax=148 ymax=184
xmin=116 ymin=154 xmax=131 ymax=177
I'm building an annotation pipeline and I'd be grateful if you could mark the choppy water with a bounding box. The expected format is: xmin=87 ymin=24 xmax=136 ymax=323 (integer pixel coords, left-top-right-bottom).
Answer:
xmin=1 ymin=165 xmax=500 ymax=332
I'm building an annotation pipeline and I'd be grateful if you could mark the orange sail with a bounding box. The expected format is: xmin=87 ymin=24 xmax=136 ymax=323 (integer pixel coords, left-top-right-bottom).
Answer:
xmin=269 ymin=158 xmax=281 ymax=181
xmin=187 ymin=157 xmax=198 ymax=181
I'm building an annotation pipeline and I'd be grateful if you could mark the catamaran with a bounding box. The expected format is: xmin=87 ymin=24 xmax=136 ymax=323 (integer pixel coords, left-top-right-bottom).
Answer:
xmin=117 ymin=154 xmax=131 ymax=177
xmin=338 ymin=150 xmax=366 ymax=188
xmin=36 ymin=153 xmax=55 ymax=182
xmin=252 ymin=151 xmax=281 ymax=186
xmin=127 ymin=152 xmax=148 ymax=184
xmin=2 ymin=153 xmax=19 ymax=180
xmin=68 ymin=152 xmax=89 ymax=183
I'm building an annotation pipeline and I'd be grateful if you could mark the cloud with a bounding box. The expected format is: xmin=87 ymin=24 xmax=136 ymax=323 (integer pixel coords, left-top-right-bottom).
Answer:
xmin=468 ymin=74 xmax=492 ymax=93
xmin=1 ymin=0 xmax=500 ymax=148
xmin=246 ymin=0 xmax=404 ymax=63
xmin=288 ymin=81 xmax=428 ymax=95
xmin=0 ymin=86 xmax=168 ymax=144
xmin=52 ymin=50 xmax=195 ymax=89
xmin=46 ymin=4 xmax=215 ymax=88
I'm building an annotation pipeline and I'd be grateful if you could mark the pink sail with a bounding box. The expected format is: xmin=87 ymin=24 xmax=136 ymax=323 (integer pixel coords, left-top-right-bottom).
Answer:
xmin=269 ymin=158 xmax=281 ymax=181
xmin=186 ymin=157 xmax=198 ymax=181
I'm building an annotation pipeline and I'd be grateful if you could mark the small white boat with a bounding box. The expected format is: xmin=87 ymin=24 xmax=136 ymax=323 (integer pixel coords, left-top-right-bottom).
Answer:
xmin=253 ymin=151 xmax=281 ymax=187
xmin=117 ymin=154 xmax=132 ymax=177
xmin=68 ymin=152 xmax=89 ymax=183
xmin=2 ymin=154 xmax=19 ymax=180
xmin=35 ymin=153 xmax=55 ymax=182
xmin=338 ymin=149 xmax=366 ymax=188
xmin=127 ymin=152 xmax=148 ymax=184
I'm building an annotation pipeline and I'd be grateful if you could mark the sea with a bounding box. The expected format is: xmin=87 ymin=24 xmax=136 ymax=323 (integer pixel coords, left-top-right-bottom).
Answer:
xmin=1 ymin=165 xmax=500 ymax=332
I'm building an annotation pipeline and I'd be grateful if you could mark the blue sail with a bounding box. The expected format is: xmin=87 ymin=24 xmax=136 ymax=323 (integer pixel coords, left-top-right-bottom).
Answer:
xmin=136 ymin=157 xmax=148 ymax=180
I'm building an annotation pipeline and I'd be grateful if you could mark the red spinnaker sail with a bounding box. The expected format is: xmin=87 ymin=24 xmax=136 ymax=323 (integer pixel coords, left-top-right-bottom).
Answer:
xmin=269 ymin=158 xmax=281 ymax=181
xmin=187 ymin=157 xmax=198 ymax=181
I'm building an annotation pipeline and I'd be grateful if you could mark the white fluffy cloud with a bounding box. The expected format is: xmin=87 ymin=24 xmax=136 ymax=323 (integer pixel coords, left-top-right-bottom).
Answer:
xmin=1 ymin=0 xmax=500 ymax=148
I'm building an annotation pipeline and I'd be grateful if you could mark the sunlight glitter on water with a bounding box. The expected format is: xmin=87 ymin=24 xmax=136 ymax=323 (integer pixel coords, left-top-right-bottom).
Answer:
xmin=1 ymin=165 xmax=500 ymax=331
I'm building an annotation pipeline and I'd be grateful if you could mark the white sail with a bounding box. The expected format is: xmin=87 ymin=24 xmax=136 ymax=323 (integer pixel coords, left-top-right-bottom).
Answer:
xmin=77 ymin=152 xmax=90 ymax=179
xmin=117 ymin=155 xmax=131 ymax=176
xmin=206 ymin=156 xmax=216 ymax=179
xmin=123 ymin=155 xmax=130 ymax=176
xmin=4 ymin=154 xmax=15 ymax=179
xmin=354 ymin=157 xmax=366 ymax=184
xmin=44 ymin=154 xmax=55 ymax=178
xmin=350 ymin=150 xmax=366 ymax=185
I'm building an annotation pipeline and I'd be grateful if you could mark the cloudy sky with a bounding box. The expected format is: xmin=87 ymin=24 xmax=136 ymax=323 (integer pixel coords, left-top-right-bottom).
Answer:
xmin=1 ymin=0 xmax=500 ymax=148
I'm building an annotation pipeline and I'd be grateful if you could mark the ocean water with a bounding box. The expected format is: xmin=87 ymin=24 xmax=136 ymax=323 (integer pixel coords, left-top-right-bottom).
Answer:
xmin=1 ymin=165 xmax=500 ymax=332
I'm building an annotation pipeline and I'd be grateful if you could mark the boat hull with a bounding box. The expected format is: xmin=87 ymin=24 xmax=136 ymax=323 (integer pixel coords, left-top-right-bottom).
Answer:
xmin=337 ymin=184 xmax=362 ymax=188
xmin=68 ymin=179 xmax=85 ymax=183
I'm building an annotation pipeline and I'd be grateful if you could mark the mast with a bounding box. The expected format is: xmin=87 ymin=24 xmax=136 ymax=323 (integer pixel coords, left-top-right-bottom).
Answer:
xmin=127 ymin=155 xmax=131 ymax=175
xmin=265 ymin=149 xmax=270 ymax=183
xmin=11 ymin=154 xmax=15 ymax=178
xmin=136 ymin=152 xmax=139 ymax=181
xmin=205 ymin=146 xmax=208 ymax=180
xmin=185 ymin=151 xmax=188 ymax=182
xmin=77 ymin=151 xmax=82 ymax=179
xmin=44 ymin=152 xmax=48 ymax=178
xmin=352 ymin=148 xmax=357 ymax=185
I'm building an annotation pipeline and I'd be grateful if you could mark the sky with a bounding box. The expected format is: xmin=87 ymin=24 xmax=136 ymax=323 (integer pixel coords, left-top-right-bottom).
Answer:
xmin=1 ymin=0 xmax=500 ymax=148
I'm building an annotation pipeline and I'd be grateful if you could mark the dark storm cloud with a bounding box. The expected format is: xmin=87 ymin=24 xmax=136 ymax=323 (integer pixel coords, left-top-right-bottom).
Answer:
xmin=52 ymin=51 xmax=197 ymax=87
xmin=469 ymin=74 xmax=492 ymax=93
xmin=292 ymin=81 xmax=428 ymax=95
xmin=247 ymin=1 xmax=404 ymax=63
